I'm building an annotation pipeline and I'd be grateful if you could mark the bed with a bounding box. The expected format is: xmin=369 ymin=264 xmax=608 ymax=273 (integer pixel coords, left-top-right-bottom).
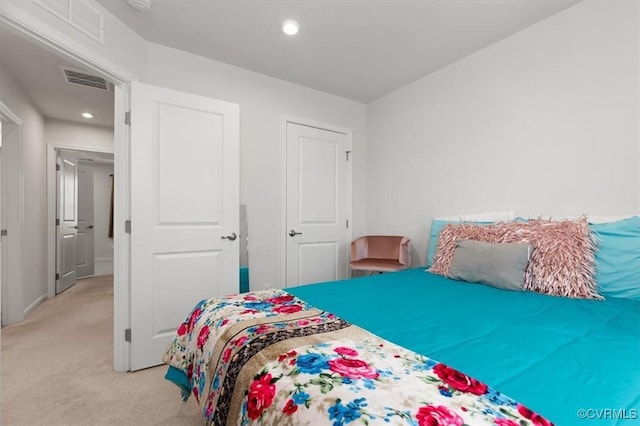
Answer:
xmin=163 ymin=217 xmax=640 ymax=425
xmin=289 ymin=270 xmax=640 ymax=425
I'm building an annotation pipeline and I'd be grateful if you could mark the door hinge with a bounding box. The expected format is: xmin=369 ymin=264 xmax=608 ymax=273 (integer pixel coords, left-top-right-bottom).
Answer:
xmin=56 ymin=164 xmax=60 ymax=171
xmin=346 ymin=219 xmax=349 ymax=229
xmin=56 ymin=218 xmax=60 ymax=226
xmin=346 ymin=150 xmax=352 ymax=161
xmin=0 ymin=229 xmax=6 ymax=237
xmin=55 ymin=273 xmax=60 ymax=281
xmin=125 ymin=220 xmax=131 ymax=234
xmin=124 ymin=111 xmax=131 ymax=125
xmin=124 ymin=328 xmax=131 ymax=342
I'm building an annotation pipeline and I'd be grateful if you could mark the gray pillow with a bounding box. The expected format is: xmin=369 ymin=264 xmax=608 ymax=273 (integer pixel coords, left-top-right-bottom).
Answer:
xmin=449 ymin=240 xmax=532 ymax=291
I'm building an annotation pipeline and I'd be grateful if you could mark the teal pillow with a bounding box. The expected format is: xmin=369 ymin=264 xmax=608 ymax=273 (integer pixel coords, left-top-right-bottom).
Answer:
xmin=426 ymin=219 xmax=492 ymax=268
xmin=589 ymin=216 xmax=640 ymax=300
xmin=426 ymin=220 xmax=453 ymax=268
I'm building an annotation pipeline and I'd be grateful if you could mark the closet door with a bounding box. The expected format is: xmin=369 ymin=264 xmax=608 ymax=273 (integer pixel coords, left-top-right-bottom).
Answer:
xmin=285 ymin=122 xmax=349 ymax=287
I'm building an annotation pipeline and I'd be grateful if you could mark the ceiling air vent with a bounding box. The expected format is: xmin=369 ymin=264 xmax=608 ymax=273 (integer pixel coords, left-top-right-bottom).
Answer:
xmin=60 ymin=67 xmax=112 ymax=91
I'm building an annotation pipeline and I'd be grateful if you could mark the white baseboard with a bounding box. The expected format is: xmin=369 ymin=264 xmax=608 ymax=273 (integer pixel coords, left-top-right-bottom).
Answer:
xmin=95 ymin=257 xmax=114 ymax=276
xmin=23 ymin=294 xmax=47 ymax=319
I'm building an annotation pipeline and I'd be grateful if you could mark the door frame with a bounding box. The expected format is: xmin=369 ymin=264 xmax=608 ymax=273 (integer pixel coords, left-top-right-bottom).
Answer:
xmin=280 ymin=115 xmax=353 ymax=288
xmin=0 ymin=101 xmax=24 ymax=325
xmin=0 ymin=8 xmax=134 ymax=371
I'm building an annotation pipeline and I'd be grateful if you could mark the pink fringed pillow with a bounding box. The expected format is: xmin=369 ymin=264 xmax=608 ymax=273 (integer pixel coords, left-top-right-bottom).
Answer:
xmin=430 ymin=218 xmax=601 ymax=299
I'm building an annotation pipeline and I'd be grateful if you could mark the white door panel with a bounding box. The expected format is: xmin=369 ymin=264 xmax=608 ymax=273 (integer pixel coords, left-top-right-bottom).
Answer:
xmin=299 ymin=137 xmax=338 ymax=223
xmin=298 ymin=241 xmax=338 ymax=284
xmin=286 ymin=123 xmax=348 ymax=287
xmin=57 ymin=156 xmax=77 ymax=294
xmin=61 ymin=234 xmax=76 ymax=274
xmin=130 ymin=82 xmax=239 ymax=371
xmin=76 ymin=164 xmax=94 ymax=278
xmin=153 ymin=250 xmax=223 ymax=333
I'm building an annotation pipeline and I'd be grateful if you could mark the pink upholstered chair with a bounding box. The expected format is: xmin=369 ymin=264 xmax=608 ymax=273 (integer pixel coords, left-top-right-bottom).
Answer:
xmin=350 ymin=235 xmax=411 ymax=273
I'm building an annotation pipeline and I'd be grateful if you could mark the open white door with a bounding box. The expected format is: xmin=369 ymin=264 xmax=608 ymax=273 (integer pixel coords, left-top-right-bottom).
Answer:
xmin=57 ymin=155 xmax=78 ymax=294
xmin=0 ymin=144 xmax=2 ymax=322
xmin=129 ymin=82 xmax=239 ymax=371
xmin=76 ymin=164 xmax=95 ymax=278
xmin=285 ymin=122 xmax=349 ymax=287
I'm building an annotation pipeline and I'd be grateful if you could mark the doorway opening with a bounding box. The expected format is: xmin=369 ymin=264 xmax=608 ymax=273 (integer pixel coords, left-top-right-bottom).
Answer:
xmin=0 ymin=11 xmax=131 ymax=370
xmin=0 ymin=25 xmax=116 ymax=334
xmin=55 ymin=148 xmax=114 ymax=294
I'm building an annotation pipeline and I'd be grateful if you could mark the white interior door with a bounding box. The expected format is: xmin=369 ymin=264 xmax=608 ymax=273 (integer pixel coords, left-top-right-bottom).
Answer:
xmin=286 ymin=122 xmax=349 ymax=287
xmin=76 ymin=164 xmax=94 ymax=278
xmin=57 ymin=155 xmax=78 ymax=294
xmin=129 ymin=82 xmax=239 ymax=371
xmin=0 ymin=145 xmax=3 ymax=323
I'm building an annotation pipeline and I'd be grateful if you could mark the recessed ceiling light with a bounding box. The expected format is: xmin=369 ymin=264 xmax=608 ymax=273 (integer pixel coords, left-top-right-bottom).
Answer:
xmin=281 ymin=20 xmax=299 ymax=36
xmin=82 ymin=112 xmax=94 ymax=119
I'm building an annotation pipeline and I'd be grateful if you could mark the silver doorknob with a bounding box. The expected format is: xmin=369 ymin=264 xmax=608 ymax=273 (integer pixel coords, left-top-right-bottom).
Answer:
xmin=221 ymin=232 xmax=237 ymax=241
xmin=289 ymin=229 xmax=302 ymax=237
xmin=73 ymin=226 xmax=79 ymax=229
xmin=87 ymin=225 xmax=94 ymax=229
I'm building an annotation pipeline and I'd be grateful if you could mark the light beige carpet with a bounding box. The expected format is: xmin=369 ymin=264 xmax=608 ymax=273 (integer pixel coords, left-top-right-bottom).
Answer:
xmin=1 ymin=275 xmax=202 ymax=426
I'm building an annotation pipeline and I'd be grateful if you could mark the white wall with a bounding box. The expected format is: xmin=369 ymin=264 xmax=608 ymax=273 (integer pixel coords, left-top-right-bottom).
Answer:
xmin=0 ymin=62 xmax=47 ymax=316
xmin=45 ymin=118 xmax=113 ymax=153
xmin=145 ymin=43 xmax=368 ymax=290
xmin=367 ymin=0 xmax=639 ymax=266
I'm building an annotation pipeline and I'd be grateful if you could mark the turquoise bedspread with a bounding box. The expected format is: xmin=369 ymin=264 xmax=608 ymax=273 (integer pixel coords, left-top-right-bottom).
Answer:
xmin=288 ymin=269 xmax=640 ymax=426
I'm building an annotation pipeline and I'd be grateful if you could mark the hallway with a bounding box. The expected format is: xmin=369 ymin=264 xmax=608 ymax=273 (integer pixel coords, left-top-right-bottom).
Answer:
xmin=1 ymin=275 xmax=201 ymax=425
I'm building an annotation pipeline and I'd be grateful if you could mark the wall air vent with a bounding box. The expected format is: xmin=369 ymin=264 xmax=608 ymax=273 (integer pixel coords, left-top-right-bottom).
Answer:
xmin=60 ymin=67 xmax=113 ymax=91
xmin=33 ymin=1 xmax=104 ymax=43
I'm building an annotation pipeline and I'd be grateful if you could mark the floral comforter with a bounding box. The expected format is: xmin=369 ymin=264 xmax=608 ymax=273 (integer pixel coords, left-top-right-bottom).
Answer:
xmin=163 ymin=289 xmax=553 ymax=426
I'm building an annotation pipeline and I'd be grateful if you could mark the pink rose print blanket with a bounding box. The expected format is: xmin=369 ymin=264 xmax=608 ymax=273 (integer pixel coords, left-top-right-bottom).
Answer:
xmin=163 ymin=289 xmax=553 ymax=426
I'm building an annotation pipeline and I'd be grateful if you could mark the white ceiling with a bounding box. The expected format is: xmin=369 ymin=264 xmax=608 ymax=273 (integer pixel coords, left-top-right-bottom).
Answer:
xmin=96 ymin=0 xmax=580 ymax=102
xmin=0 ymin=0 xmax=580 ymax=128
xmin=0 ymin=26 xmax=115 ymax=128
